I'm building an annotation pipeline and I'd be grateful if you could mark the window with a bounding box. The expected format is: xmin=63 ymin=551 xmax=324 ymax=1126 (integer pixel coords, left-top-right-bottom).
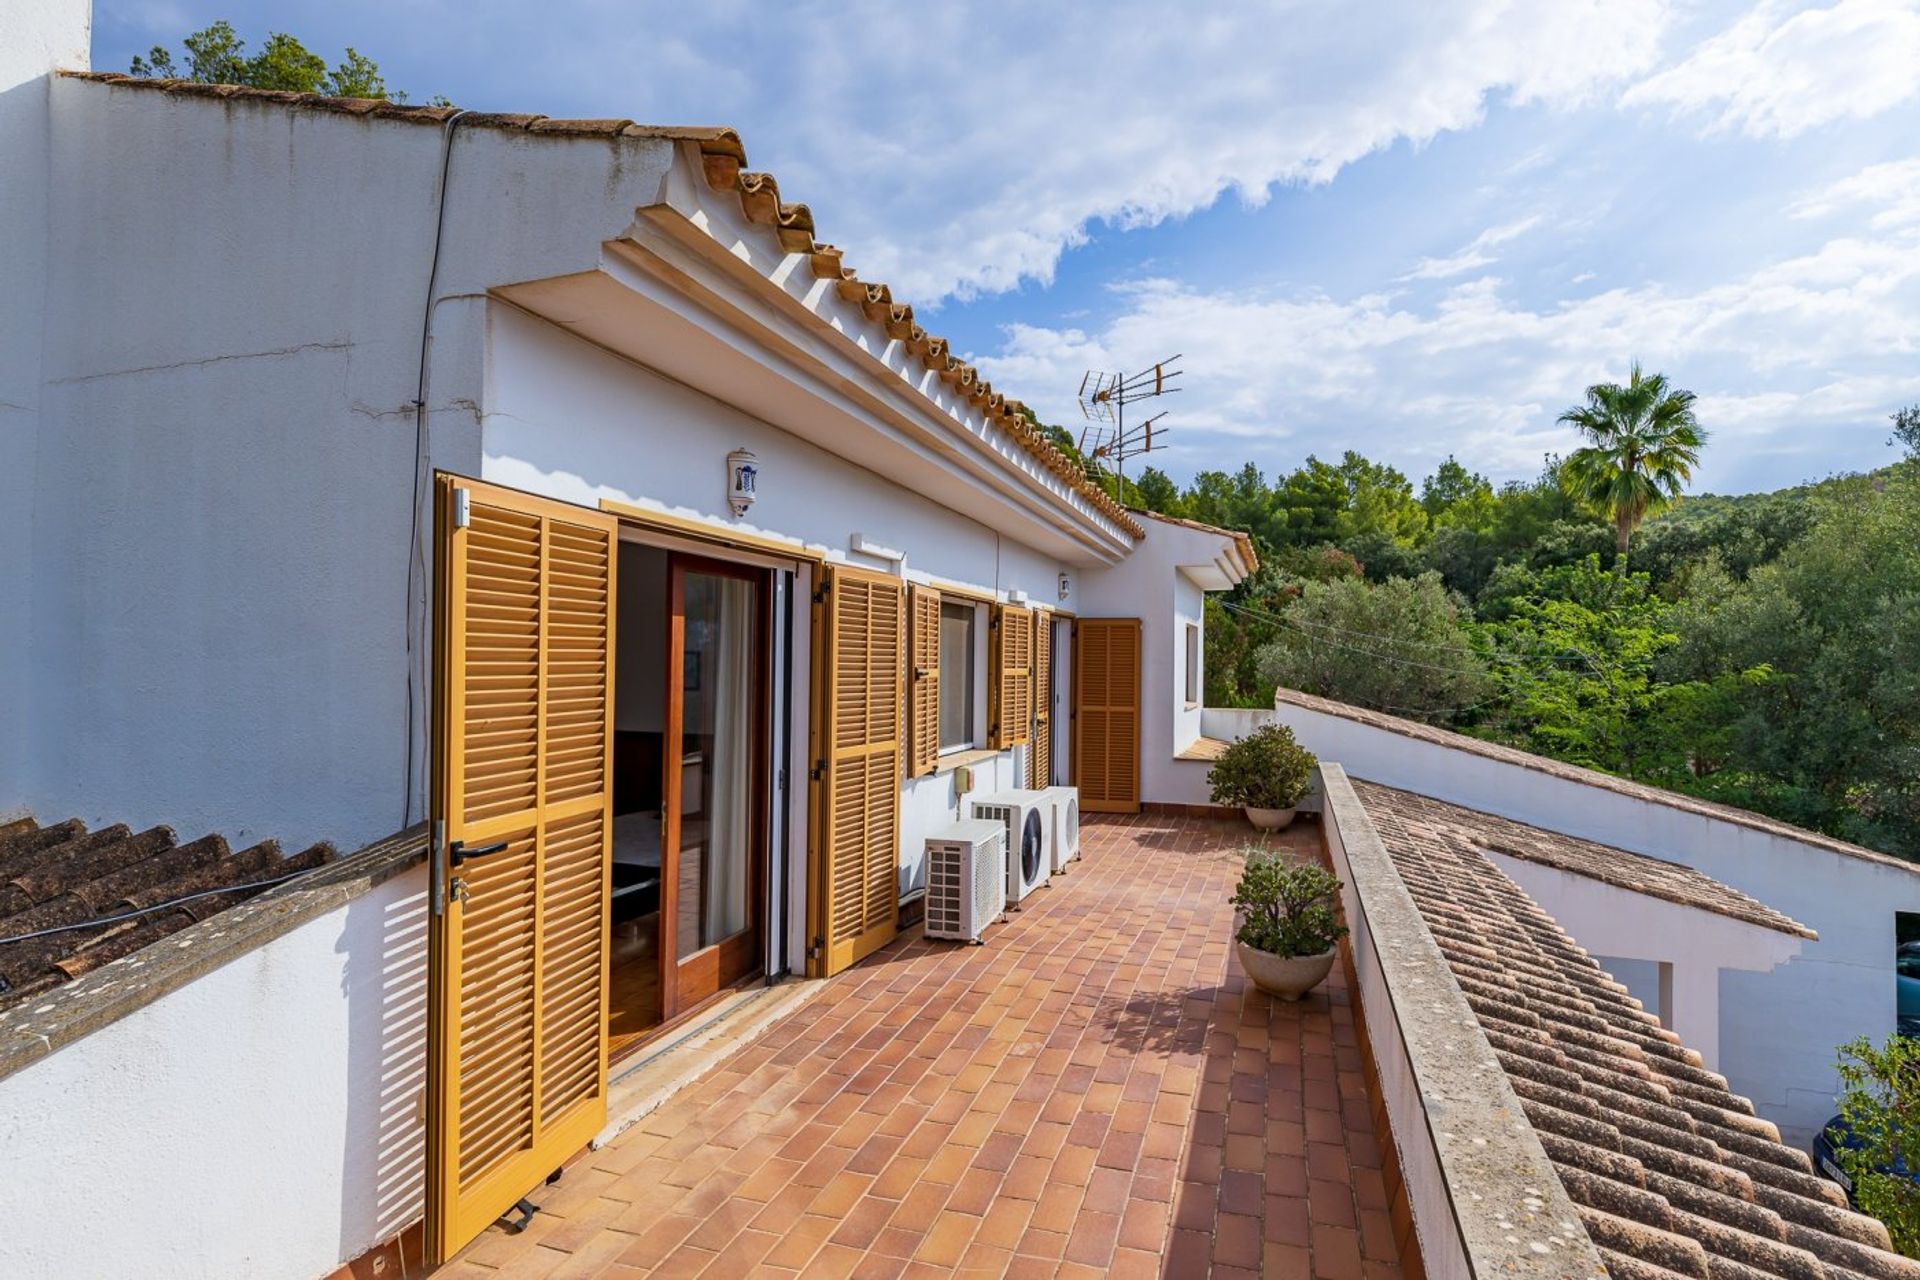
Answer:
xmin=940 ymin=601 xmax=976 ymax=752
xmin=1184 ymin=622 xmax=1200 ymax=706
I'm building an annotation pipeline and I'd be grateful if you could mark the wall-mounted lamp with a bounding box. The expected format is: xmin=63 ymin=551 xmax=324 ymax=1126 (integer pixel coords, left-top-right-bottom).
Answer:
xmin=1057 ymin=573 xmax=1071 ymax=602
xmin=726 ymin=448 xmax=758 ymax=517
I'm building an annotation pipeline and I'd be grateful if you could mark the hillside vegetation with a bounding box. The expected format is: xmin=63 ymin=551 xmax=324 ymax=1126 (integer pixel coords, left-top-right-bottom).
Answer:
xmin=1113 ymin=435 xmax=1920 ymax=861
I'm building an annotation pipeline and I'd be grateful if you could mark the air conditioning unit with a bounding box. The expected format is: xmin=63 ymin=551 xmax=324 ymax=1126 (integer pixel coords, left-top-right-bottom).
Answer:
xmin=971 ymin=789 xmax=1051 ymax=908
xmin=1042 ymin=786 xmax=1080 ymax=873
xmin=924 ymin=819 xmax=1007 ymax=943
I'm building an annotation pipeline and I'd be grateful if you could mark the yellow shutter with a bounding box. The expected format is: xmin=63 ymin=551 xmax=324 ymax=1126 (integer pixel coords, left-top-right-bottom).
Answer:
xmin=818 ymin=567 xmax=903 ymax=974
xmin=428 ymin=476 xmax=615 ymax=1263
xmin=907 ymin=585 xmax=941 ymax=778
xmin=1029 ymin=617 xmax=1053 ymax=788
xmin=991 ymin=605 xmax=1033 ymax=749
xmin=1073 ymin=619 xmax=1140 ymax=813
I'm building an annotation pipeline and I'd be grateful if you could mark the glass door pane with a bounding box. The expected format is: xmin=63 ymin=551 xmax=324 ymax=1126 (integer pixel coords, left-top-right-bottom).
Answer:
xmin=663 ymin=558 xmax=765 ymax=1014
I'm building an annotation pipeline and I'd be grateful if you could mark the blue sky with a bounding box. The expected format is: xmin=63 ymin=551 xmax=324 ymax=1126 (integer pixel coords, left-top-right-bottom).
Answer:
xmin=92 ymin=1 xmax=1920 ymax=495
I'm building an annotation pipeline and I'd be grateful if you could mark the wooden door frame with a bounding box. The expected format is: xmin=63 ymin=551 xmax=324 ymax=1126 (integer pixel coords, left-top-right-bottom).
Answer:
xmin=659 ymin=551 xmax=772 ymax=1020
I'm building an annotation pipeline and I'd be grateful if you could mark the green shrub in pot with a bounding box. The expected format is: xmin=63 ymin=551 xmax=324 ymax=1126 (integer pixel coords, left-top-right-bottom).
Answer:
xmin=1230 ymin=852 xmax=1348 ymax=1000
xmin=1207 ymin=725 xmax=1317 ymax=828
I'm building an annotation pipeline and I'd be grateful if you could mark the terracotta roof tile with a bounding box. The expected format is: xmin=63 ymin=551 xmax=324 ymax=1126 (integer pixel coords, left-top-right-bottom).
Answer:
xmin=1280 ymin=686 xmax=1912 ymax=872
xmin=1355 ymin=781 xmax=1816 ymax=939
xmin=1129 ymin=507 xmax=1260 ymax=574
xmin=1358 ymin=783 xmax=1919 ymax=1280
xmin=61 ymin=70 xmax=1143 ymax=540
xmin=0 ymin=814 xmax=333 ymax=1008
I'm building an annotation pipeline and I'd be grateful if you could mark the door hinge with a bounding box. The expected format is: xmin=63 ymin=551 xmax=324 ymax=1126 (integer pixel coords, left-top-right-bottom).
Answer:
xmin=812 ymin=584 xmax=830 ymax=604
xmin=809 ymin=759 xmax=826 ymax=781
xmin=452 ymin=486 xmax=471 ymax=529
xmin=777 ymin=767 xmax=788 ymax=792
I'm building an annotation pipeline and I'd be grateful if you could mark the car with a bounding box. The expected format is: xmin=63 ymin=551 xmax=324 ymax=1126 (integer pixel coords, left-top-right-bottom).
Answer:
xmin=1815 ymin=1114 xmax=1920 ymax=1205
xmin=1897 ymin=952 xmax=1920 ymax=1029
xmin=1814 ymin=1116 xmax=1861 ymax=1200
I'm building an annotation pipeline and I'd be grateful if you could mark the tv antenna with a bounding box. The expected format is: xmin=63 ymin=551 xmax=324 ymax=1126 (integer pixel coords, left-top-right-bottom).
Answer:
xmin=1076 ymin=355 xmax=1182 ymax=492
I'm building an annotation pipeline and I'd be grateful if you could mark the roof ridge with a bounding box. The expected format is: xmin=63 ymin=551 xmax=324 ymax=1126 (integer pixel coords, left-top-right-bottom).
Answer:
xmin=61 ymin=70 xmax=1143 ymax=539
xmin=1355 ymin=779 xmax=1818 ymax=940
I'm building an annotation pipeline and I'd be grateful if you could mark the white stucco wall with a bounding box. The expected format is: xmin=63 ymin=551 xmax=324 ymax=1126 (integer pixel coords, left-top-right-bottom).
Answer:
xmin=482 ymin=305 xmax=1070 ymax=606
xmin=1210 ymin=699 xmax=1920 ymax=1146
xmin=0 ymin=865 xmax=429 ymax=1280
xmin=8 ymin=80 xmax=695 ymax=850
xmin=0 ymin=0 xmax=90 ymax=820
xmin=1079 ymin=517 xmax=1239 ymax=807
xmin=483 ymin=304 xmax=1077 ymax=901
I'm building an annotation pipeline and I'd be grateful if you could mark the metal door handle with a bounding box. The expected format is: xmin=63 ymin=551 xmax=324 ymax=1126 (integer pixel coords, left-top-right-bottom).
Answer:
xmin=449 ymin=839 xmax=509 ymax=867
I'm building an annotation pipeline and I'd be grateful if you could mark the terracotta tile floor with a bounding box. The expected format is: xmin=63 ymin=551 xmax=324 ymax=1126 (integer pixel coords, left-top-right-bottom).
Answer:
xmin=442 ymin=812 xmax=1402 ymax=1279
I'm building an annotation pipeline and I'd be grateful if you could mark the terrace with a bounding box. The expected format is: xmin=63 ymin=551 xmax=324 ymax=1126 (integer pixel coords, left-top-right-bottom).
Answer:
xmin=434 ymin=811 xmax=1404 ymax=1278
xmin=429 ymin=766 xmax=1916 ymax=1280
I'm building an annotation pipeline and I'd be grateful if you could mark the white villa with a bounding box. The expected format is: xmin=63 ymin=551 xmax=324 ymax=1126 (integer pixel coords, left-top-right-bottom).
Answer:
xmin=5 ymin=8 xmax=1920 ymax=1280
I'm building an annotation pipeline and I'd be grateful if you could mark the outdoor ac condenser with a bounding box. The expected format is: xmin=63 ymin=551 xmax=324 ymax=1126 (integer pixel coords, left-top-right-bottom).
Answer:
xmin=1042 ymin=786 xmax=1080 ymax=873
xmin=924 ymin=819 xmax=1007 ymax=944
xmin=970 ymin=789 xmax=1052 ymax=908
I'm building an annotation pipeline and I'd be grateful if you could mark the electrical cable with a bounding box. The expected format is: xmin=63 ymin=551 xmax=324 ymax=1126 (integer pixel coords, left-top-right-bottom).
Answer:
xmin=402 ymin=109 xmax=469 ymax=830
xmin=0 ymin=869 xmax=317 ymax=947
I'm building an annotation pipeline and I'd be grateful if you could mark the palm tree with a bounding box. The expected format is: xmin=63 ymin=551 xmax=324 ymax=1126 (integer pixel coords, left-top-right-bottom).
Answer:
xmin=1558 ymin=362 xmax=1707 ymax=566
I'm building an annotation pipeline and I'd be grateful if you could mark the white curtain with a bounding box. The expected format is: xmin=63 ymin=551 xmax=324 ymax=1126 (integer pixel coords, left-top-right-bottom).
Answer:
xmin=704 ymin=577 xmax=753 ymax=943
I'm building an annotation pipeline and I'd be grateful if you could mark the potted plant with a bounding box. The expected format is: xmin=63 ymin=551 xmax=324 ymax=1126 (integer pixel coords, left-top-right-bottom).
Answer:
xmin=1207 ymin=724 xmax=1316 ymax=830
xmin=1231 ymin=852 xmax=1348 ymax=1001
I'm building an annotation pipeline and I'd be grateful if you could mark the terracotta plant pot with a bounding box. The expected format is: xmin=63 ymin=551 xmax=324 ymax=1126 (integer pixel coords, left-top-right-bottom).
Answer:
xmin=1236 ymin=942 xmax=1336 ymax=1001
xmin=1245 ymin=806 xmax=1298 ymax=831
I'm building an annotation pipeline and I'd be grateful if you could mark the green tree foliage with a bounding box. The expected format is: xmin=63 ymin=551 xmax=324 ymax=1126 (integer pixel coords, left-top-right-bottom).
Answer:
xmin=1893 ymin=404 xmax=1920 ymax=465
xmin=1131 ymin=465 xmax=1182 ymax=514
xmin=1834 ymin=1034 xmax=1920 ymax=1257
xmin=1422 ymin=456 xmax=1497 ymax=531
xmin=1658 ymin=471 xmax=1920 ymax=853
xmin=1471 ymin=557 xmax=1681 ymax=775
xmin=131 ymin=20 xmax=406 ymax=101
xmin=1147 ymin=388 xmax=1920 ymax=861
xmin=1558 ymin=363 xmax=1708 ymax=563
xmin=1254 ymin=573 xmax=1489 ymax=720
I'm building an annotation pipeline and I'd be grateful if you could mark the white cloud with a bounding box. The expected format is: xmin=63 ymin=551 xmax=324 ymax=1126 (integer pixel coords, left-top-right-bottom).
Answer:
xmin=581 ymin=0 xmax=1673 ymax=303
xmin=1400 ymin=216 xmax=1542 ymax=281
xmin=1791 ymin=158 xmax=1920 ymax=227
xmin=1622 ymin=0 xmax=1920 ymax=138
xmin=974 ymin=217 xmax=1920 ymax=487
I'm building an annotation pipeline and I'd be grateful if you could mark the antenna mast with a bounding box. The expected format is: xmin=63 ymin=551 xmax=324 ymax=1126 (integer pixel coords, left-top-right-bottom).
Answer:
xmin=1076 ymin=355 xmax=1182 ymax=495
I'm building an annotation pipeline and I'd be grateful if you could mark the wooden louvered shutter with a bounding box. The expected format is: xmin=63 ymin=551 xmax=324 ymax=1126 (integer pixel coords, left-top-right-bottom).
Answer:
xmin=1073 ymin=618 xmax=1140 ymax=813
xmin=428 ymin=476 xmax=615 ymax=1263
xmin=990 ymin=605 xmax=1033 ymax=749
xmin=1029 ymin=617 xmax=1053 ymax=788
xmin=818 ymin=567 xmax=904 ymax=974
xmin=907 ymin=586 xmax=941 ymax=778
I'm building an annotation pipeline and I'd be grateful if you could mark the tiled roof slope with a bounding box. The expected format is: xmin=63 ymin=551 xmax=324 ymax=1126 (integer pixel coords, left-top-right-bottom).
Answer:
xmin=61 ymin=71 xmax=1143 ymax=540
xmin=0 ymin=814 xmax=332 ymax=1008
xmin=1277 ymin=686 xmax=1912 ymax=872
xmin=1360 ymin=791 xmax=1918 ymax=1280
xmin=1355 ymin=781 xmax=1816 ymax=940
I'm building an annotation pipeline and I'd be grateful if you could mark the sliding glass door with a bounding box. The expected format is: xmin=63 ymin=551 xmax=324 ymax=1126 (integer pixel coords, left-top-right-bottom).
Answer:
xmin=662 ymin=555 xmax=767 ymax=1016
